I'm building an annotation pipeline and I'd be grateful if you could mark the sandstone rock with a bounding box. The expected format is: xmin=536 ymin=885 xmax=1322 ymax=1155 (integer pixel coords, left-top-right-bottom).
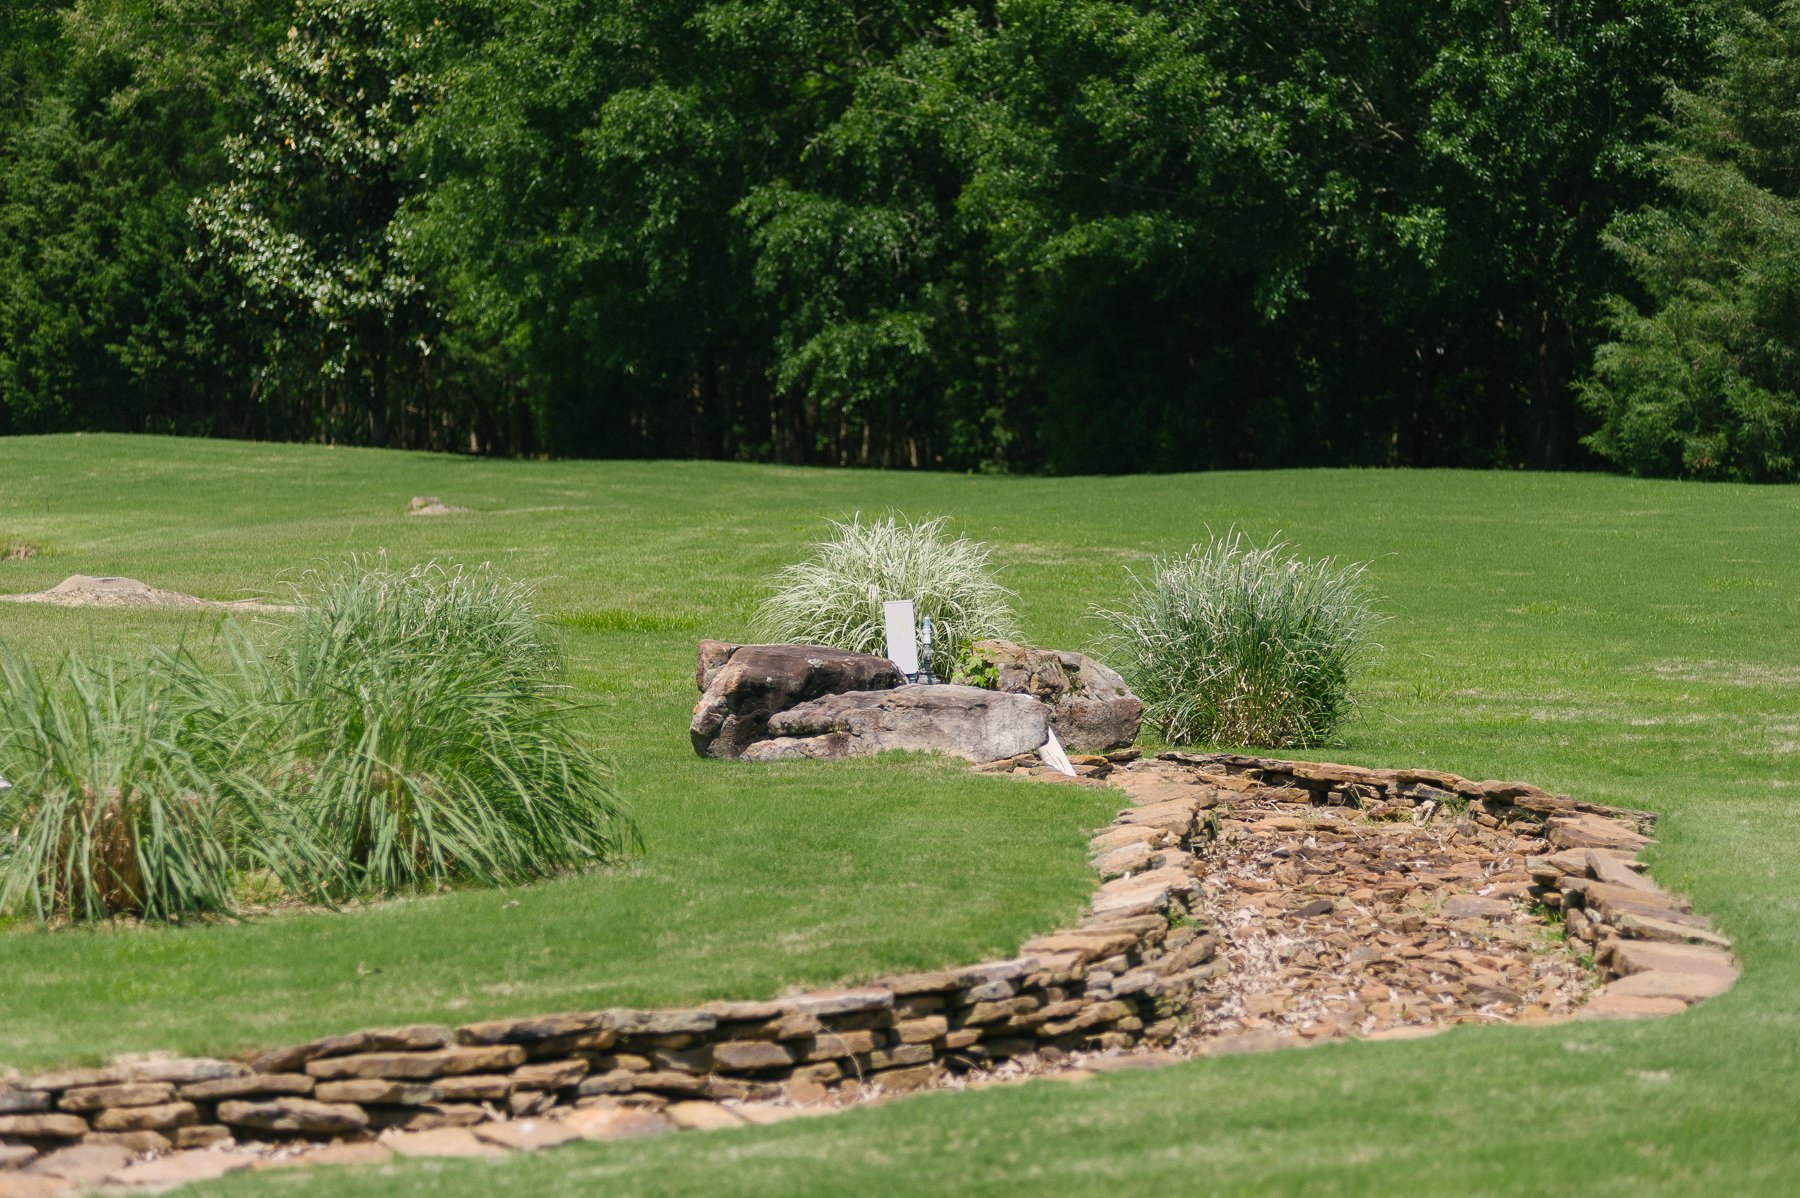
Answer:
xmin=0 ymin=1090 xmax=49 ymax=1115
xmin=0 ymin=1176 xmax=75 ymax=1198
xmin=384 ymin=1128 xmax=507 ymax=1158
xmin=0 ymin=1145 xmax=36 ymax=1169
xmin=1578 ymin=992 xmax=1689 ymax=1020
xmin=1611 ymin=911 xmax=1732 ymax=949
xmin=964 ymin=639 xmax=1142 ymax=751
xmin=174 ymin=1126 xmax=233 ymax=1150
xmin=605 ymin=1009 xmax=719 ymax=1037
xmin=22 ymin=1144 xmax=130 ymax=1187
xmin=512 ymin=1059 xmax=589 ymax=1090
xmin=22 ymin=1070 xmax=120 ymax=1092
xmin=560 ymin=1106 xmax=676 ymax=1142
xmin=431 ymin=1075 xmax=514 ymax=1102
xmin=664 ymin=1101 xmax=744 ymax=1131
xmin=710 ymin=1042 xmax=798 ymax=1072
xmin=691 ymin=643 xmax=904 ymax=758
xmin=255 ymin=1142 xmax=393 ymax=1169
xmin=742 ymin=684 xmax=1049 ymax=764
xmin=1440 ymin=896 xmax=1514 ymax=919
xmin=179 ymin=1074 xmax=314 ymax=1101
xmin=217 ymin=1097 xmax=369 ymax=1136
xmin=365 ymin=1103 xmax=488 ymax=1132
xmin=251 ymin=1026 xmax=454 ymax=1074
xmin=784 ymin=989 xmax=893 ymax=1018
xmin=313 ymin=1080 xmax=436 ymax=1105
xmin=456 ymin=1012 xmax=608 ymax=1046
xmin=1608 ymin=940 xmax=1736 ymax=978
xmin=1547 ymin=813 xmax=1650 ymax=852
xmin=305 ymin=1045 xmax=525 ymax=1081
xmin=104 ymin=1152 xmax=257 ymax=1189
xmin=91 ymin=1101 xmax=197 ymax=1132
xmin=0 ymin=1115 xmax=87 ymax=1141
xmin=471 ymin=1119 xmax=582 ymax=1151
xmin=56 ymin=1082 xmax=173 ymax=1112
xmin=117 ymin=1057 xmax=246 ymax=1086
xmin=1607 ymin=971 xmax=1736 ymax=1002
xmin=83 ymin=1130 xmax=170 ymax=1153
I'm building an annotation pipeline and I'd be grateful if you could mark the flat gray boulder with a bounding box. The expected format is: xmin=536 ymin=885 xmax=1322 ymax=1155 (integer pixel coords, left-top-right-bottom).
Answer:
xmin=966 ymin=639 xmax=1141 ymax=751
xmin=691 ymin=642 xmax=905 ymax=758
xmin=741 ymin=684 xmax=1049 ymax=764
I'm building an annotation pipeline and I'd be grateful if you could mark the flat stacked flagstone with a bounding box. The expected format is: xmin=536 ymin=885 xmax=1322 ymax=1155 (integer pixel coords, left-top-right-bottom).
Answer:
xmin=0 ymin=752 xmax=1733 ymax=1195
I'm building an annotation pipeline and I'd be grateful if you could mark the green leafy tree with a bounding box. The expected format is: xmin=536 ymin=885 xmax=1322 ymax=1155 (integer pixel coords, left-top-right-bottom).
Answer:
xmin=1582 ymin=1 xmax=1800 ymax=481
xmin=194 ymin=0 xmax=439 ymax=446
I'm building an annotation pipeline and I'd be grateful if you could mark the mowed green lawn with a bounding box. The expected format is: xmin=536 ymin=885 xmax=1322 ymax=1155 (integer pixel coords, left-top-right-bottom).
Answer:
xmin=2 ymin=434 xmax=1798 ymax=1195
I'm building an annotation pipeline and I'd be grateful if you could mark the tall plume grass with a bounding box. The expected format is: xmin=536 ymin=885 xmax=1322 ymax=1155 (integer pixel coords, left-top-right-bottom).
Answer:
xmin=0 ymin=559 xmax=636 ymax=923
xmin=756 ymin=514 xmax=1015 ymax=664
xmin=1096 ymin=531 xmax=1382 ymax=748
xmin=0 ymin=651 xmax=240 ymax=922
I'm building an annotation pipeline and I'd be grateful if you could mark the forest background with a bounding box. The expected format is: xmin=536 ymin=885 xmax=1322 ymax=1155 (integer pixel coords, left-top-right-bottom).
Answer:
xmin=1 ymin=0 xmax=1796 ymax=480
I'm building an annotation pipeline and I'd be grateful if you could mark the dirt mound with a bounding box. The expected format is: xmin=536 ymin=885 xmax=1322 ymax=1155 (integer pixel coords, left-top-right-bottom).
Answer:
xmin=0 ymin=574 xmax=294 ymax=611
xmin=408 ymin=495 xmax=468 ymax=516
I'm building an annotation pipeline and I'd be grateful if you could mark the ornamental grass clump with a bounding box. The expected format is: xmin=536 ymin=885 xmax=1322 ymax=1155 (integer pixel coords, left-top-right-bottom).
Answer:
xmin=250 ymin=560 xmax=635 ymax=897
xmin=1097 ymin=532 xmax=1382 ymax=748
xmin=756 ymin=514 xmax=1015 ymax=663
xmin=0 ymin=651 xmax=242 ymax=921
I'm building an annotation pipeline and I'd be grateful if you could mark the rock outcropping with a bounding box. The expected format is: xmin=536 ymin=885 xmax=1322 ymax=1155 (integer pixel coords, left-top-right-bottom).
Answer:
xmin=965 ymin=639 xmax=1141 ymax=751
xmin=740 ymin=684 xmax=1050 ymax=763
xmin=690 ymin=642 xmax=904 ymax=758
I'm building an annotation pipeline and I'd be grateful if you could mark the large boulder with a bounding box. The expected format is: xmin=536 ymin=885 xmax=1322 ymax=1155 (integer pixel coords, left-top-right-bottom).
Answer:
xmin=965 ymin=639 xmax=1141 ymax=751
xmin=740 ymin=684 xmax=1049 ymax=764
xmin=691 ymin=642 xmax=905 ymax=758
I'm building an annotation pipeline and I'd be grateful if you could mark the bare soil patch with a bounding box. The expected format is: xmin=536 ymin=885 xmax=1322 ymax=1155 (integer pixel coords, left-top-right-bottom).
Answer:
xmin=0 ymin=575 xmax=295 ymax=612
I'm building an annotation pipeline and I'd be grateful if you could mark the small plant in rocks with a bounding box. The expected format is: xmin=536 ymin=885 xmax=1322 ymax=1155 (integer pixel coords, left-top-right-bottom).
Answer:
xmin=756 ymin=513 xmax=1015 ymax=664
xmin=1096 ymin=530 xmax=1382 ymax=748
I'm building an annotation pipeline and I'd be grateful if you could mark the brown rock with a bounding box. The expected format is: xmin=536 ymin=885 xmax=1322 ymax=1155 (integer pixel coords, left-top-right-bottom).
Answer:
xmin=0 ymin=1089 xmax=49 ymax=1115
xmin=251 ymin=1026 xmax=454 ymax=1074
xmin=314 ymin=1080 xmax=437 ymax=1105
xmin=365 ymin=1103 xmax=489 ymax=1132
xmin=691 ymin=643 xmax=905 ymax=757
xmin=964 ymin=639 xmax=1142 ymax=751
xmin=384 ymin=1128 xmax=507 ymax=1158
xmin=0 ymin=1145 xmax=37 ymax=1169
xmin=217 ymin=1097 xmax=369 ymax=1135
xmin=745 ymin=684 xmax=1050 ymax=765
xmin=118 ymin=1057 xmax=247 ymax=1086
xmin=174 ymin=1125 xmax=234 ymax=1150
xmin=664 ymin=1101 xmax=745 ymax=1132
xmin=0 ymin=1176 xmax=75 ymax=1198
xmin=560 ymin=1106 xmax=676 ymax=1142
xmin=1578 ymin=993 xmax=1689 ymax=1020
xmin=305 ymin=1045 xmax=526 ymax=1081
xmin=1609 ymin=940 xmax=1736 ymax=978
xmin=471 ymin=1119 xmax=583 ymax=1151
xmin=456 ymin=1012 xmax=608 ymax=1046
xmin=57 ymin=1082 xmax=174 ymax=1112
xmin=22 ymin=1144 xmax=131 ymax=1187
xmin=1607 ymin=971 xmax=1736 ymax=1002
xmin=710 ymin=1041 xmax=799 ymax=1072
xmin=512 ymin=1059 xmax=589 ymax=1090
xmin=605 ymin=1009 xmax=719 ymax=1036
xmin=1612 ymin=911 xmax=1732 ymax=949
xmin=871 ymin=1064 xmax=939 ymax=1092
xmin=256 ymin=1142 xmax=393 ymax=1169
xmin=82 ymin=1130 xmax=170 ymax=1153
xmin=22 ymin=1069 xmax=121 ymax=1092
xmin=103 ymin=1152 xmax=257 ymax=1189
xmin=1440 ymin=896 xmax=1514 ymax=919
xmin=91 ymin=1101 xmax=197 ymax=1132
xmin=179 ymin=1074 xmax=315 ymax=1101
xmin=0 ymin=1115 xmax=87 ymax=1141
xmin=1547 ymin=814 xmax=1650 ymax=853
xmin=432 ymin=1074 xmax=514 ymax=1102
xmin=892 ymin=1017 xmax=949 ymax=1044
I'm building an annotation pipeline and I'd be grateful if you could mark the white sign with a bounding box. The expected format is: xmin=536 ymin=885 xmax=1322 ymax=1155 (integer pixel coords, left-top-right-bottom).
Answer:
xmin=883 ymin=599 xmax=919 ymax=676
xmin=1040 ymin=727 xmax=1076 ymax=777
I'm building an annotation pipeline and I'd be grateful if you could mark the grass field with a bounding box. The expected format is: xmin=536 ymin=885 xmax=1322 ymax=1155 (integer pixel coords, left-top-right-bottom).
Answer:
xmin=3 ymin=433 xmax=1799 ymax=1195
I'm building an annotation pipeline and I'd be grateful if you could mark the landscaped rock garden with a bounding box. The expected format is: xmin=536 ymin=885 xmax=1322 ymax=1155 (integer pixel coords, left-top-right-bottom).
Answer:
xmin=690 ymin=640 xmax=1141 ymax=761
xmin=0 ymin=740 xmax=1734 ymax=1195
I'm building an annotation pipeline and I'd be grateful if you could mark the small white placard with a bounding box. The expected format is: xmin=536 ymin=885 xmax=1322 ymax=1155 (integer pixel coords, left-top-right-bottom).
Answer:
xmin=883 ymin=599 xmax=919 ymax=676
xmin=1040 ymin=726 xmax=1076 ymax=776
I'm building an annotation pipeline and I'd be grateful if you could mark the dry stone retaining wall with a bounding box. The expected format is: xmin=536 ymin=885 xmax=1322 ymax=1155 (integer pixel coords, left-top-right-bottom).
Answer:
xmin=0 ymin=752 xmax=1735 ymax=1186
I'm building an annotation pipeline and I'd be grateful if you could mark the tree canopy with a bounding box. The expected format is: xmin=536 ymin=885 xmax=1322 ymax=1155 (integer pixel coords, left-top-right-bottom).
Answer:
xmin=8 ymin=0 xmax=1775 ymax=477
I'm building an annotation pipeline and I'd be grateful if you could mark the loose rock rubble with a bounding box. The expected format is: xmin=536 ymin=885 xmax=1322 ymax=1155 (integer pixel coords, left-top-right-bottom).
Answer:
xmin=0 ymin=751 xmax=1734 ymax=1196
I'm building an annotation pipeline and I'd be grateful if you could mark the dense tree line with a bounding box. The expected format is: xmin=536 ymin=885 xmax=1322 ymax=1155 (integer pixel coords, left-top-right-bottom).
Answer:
xmin=2 ymin=0 xmax=1790 ymax=477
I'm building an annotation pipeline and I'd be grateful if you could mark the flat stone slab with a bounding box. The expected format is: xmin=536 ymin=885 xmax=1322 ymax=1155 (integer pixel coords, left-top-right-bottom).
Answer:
xmin=384 ymin=1128 xmax=508 ymax=1158
xmin=743 ymin=684 xmax=1049 ymax=764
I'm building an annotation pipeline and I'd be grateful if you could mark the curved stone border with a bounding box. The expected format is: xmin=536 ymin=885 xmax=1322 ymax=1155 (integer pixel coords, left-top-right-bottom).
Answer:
xmin=1169 ymin=753 xmax=1737 ymax=1021
xmin=0 ymin=752 xmax=1734 ymax=1192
